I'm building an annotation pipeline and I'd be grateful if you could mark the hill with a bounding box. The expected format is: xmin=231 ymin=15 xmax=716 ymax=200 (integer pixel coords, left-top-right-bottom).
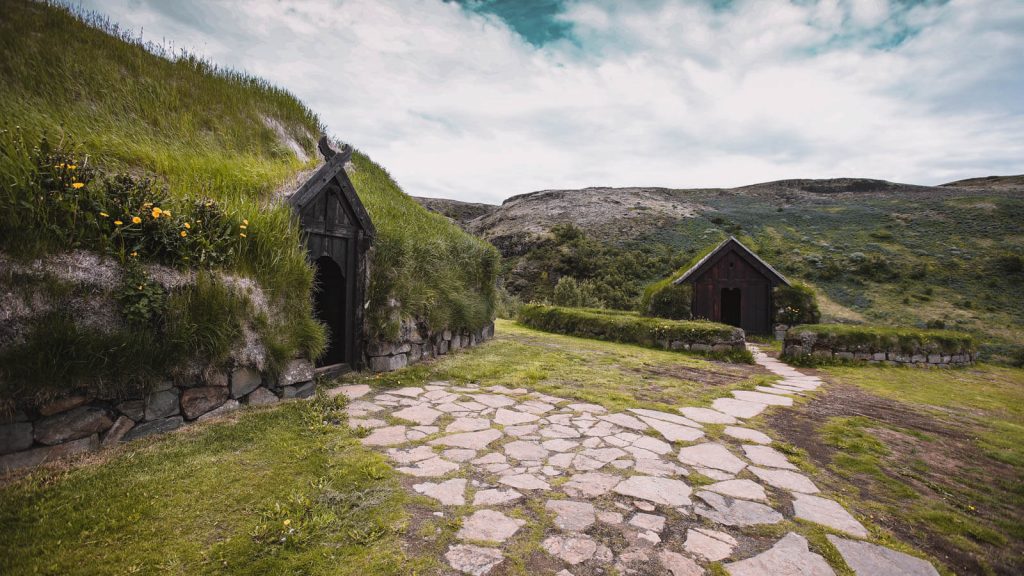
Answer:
xmin=416 ymin=176 xmax=1024 ymax=361
xmin=0 ymin=1 xmax=496 ymax=408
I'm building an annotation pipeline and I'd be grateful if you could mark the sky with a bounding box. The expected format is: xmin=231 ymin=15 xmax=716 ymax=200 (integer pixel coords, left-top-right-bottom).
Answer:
xmin=72 ymin=0 xmax=1024 ymax=204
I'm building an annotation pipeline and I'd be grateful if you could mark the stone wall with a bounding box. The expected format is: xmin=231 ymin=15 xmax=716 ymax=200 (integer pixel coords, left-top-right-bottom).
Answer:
xmin=365 ymin=321 xmax=496 ymax=372
xmin=782 ymin=333 xmax=974 ymax=367
xmin=0 ymin=358 xmax=316 ymax=474
xmin=658 ymin=336 xmax=747 ymax=353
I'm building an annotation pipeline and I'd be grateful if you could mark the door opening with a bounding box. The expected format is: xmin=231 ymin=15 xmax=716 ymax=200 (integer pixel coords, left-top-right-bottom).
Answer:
xmin=313 ymin=256 xmax=347 ymax=367
xmin=721 ymin=287 xmax=742 ymax=328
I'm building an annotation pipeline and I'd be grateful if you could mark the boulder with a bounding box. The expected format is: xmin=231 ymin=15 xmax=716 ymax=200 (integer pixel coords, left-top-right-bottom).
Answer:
xmin=123 ymin=416 xmax=183 ymax=441
xmin=277 ymin=359 xmax=314 ymax=387
xmin=180 ymin=386 xmax=229 ymax=420
xmin=101 ymin=416 xmax=136 ymax=447
xmin=0 ymin=422 xmax=34 ymax=454
xmin=245 ymin=387 xmax=279 ymax=406
xmin=38 ymin=394 xmax=90 ymax=417
xmin=196 ymin=399 xmax=241 ymax=422
xmin=0 ymin=434 xmax=98 ymax=473
xmin=116 ymin=400 xmax=145 ymax=421
xmin=370 ymin=354 xmax=408 ymax=372
xmin=230 ymin=366 xmax=262 ymax=398
xmin=34 ymin=406 xmax=113 ymax=446
xmin=281 ymin=380 xmax=316 ymax=399
xmin=145 ymin=388 xmax=180 ymax=421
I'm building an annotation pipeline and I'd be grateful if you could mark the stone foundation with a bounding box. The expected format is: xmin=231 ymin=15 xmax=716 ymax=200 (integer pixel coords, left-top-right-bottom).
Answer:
xmin=782 ymin=334 xmax=974 ymax=367
xmin=0 ymin=358 xmax=317 ymax=475
xmin=365 ymin=321 xmax=495 ymax=372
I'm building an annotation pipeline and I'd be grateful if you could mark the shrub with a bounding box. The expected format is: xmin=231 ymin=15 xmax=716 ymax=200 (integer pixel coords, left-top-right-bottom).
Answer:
xmin=784 ymin=324 xmax=976 ymax=357
xmin=518 ymin=304 xmax=751 ymax=362
xmin=773 ymin=282 xmax=820 ymax=325
xmin=641 ymin=280 xmax=693 ymax=320
xmin=552 ymin=276 xmax=604 ymax=308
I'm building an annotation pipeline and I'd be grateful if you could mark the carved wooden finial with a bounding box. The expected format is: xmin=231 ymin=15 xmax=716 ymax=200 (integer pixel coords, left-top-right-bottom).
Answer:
xmin=318 ymin=136 xmax=336 ymax=160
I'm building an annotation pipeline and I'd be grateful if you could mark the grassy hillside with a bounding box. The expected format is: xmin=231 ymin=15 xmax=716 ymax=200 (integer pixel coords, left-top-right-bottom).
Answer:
xmin=0 ymin=1 xmax=497 ymax=407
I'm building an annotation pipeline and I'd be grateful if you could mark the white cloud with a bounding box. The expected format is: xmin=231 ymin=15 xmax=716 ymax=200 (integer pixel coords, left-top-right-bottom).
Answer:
xmin=74 ymin=0 xmax=1024 ymax=203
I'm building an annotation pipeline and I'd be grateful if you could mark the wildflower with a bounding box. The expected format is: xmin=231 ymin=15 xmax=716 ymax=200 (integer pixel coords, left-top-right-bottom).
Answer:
xmin=137 ymin=285 xmax=143 ymax=290
xmin=162 ymin=210 xmax=171 ymax=218
xmin=283 ymin=519 xmax=291 ymax=526
xmin=239 ymin=233 xmax=247 ymax=238
xmin=239 ymin=224 xmax=247 ymax=229
xmin=132 ymin=216 xmax=142 ymax=224
xmin=151 ymin=207 xmax=162 ymax=219
xmin=243 ymin=218 xmax=249 ymax=225
xmin=143 ymin=202 xmax=153 ymax=208
xmin=114 ymin=220 xmax=123 ymax=226
xmin=130 ymin=251 xmax=138 ymax=257
xmin=68 ymin=165 xmax=76 ymax=170
xmin=72 ymin=182 xmax=84 ymax=189
xmin=180 ymin=230 xmax=187 ymax=238
xmin=184 ymin=222 xmax=191 ymax=229
xmin=99 ymin=212 xmax=109 ymax=218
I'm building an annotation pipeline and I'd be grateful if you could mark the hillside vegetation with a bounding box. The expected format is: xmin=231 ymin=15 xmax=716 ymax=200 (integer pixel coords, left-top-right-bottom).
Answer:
xmin=0 ymin=1 xmax=496 ymax=407
xmin=420 ymin=177 xmax=1024 ymax=361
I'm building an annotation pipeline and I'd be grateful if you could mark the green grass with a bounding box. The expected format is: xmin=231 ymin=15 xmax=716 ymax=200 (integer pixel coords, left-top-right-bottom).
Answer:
xmin=0 ymin=394 xmax=428 ymax=575
xmin=785 ymin=323 xmax=975 ymax=357
xmin=518 ymin=304 xmax=752 ymax=363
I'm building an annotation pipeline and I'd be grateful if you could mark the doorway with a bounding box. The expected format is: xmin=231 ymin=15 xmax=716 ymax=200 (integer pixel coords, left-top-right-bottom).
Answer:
xmin=721 ymin=287 xmax=742 ymax=328
xmin=313 ymin=256 xmax=347 ymax=367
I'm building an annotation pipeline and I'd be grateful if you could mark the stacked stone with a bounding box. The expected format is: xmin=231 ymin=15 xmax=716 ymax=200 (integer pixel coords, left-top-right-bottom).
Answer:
xmin=783 ymin=333 xmax=974 ymax=367
xmin=366 ymin=321 xmax=495 ymax=372
xmin=0 ymin=358 xmax=316 ymax=474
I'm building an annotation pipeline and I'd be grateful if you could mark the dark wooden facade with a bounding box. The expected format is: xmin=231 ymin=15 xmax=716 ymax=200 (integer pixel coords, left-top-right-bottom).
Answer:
xmin=673 ymin=237 xmax=789 ymax=335
xmin=288 ymin=138 xmax=375 ymax=373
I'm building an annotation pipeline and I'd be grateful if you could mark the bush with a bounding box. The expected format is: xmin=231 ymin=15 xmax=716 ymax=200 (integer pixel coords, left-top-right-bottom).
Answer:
xmin=518 ymin=304 xmax=751 ymax=362
xmin=642 ymin=280 xmax=693 ymax=320
xmin=773 ymin=282 xmax=820 ymax=325
xmin=785 ymin=324 xmax=976 ymax=357
xmin=552 ymin=276 xmax=604 ymax=308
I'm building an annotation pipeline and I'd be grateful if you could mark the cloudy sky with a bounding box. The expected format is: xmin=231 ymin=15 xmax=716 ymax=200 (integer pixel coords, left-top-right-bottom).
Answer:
xmin=74 ymin=0 xmax=1024 ymax=203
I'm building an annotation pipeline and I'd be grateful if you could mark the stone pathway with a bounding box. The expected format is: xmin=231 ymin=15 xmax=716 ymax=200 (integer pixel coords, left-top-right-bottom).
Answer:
xmin=330 ymin=347 xmax=940 ymax=576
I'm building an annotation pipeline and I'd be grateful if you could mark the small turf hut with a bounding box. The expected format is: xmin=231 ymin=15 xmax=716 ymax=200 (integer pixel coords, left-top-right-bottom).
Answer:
xmin=288 ymin=137 xmax=376 ymax=373
xmin=673 ymin=237 xmax=789 ymax=335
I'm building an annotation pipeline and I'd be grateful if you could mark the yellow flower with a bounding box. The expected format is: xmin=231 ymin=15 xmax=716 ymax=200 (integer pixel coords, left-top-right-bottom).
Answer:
xmin=162 ymin=210 xmax=171 ymax=218
xmin=239 ymin=233 xmax=247 ymax=238
xmin=130 ymin=251 xmax=138 ymax=257
xmin=99 ymin=212 xmax=109 ymax=218
xmin=243 ymin=219 xmax=249 ymax=225
xmin=151 ymin=207 xmax=162 ymax=219
xmin=132 ymin=216 xmax=142 ymax=224
xmin=184 ymin=222 xmax=191 ymax=229
xmin=143 ymin=202 xmax=153 ymax=208
xmin=71 ymin=182 xmax=84 ymax=189
xmin=239 ymin=224 xmax=247 ymax=229
xmin=283 ymin=519 xmax=291 ymax=526
xmin=68 ymin=165 xmax=76 ymax=170
xmin=180 ymin=230 xmax=188 ymax=238
xmin=114 ymin=220 xmax=123 ymax=226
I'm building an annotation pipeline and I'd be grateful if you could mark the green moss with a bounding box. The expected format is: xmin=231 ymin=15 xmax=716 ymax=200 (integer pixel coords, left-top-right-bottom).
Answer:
xmin=786 ymin=323 xmax=976 ymax=357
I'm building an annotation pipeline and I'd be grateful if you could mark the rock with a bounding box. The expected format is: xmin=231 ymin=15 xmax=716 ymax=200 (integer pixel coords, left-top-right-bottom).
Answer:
xmin=326 ymin=384 xmax=371 ymax=400
xmin=498 ymin=473 xmax=550 ymax=490
xmin=659 ymin=550 xmax=704 ymax=576
xmin=392 ymin=404 xmax=443 ymax=425
xmin=457 ymin=509 xmax=525 ymax=543
xmin=196 ymin=399 xmax=241 ymax=422
xmin=370 ymin=354 xmax=408 ymax=372
xmin=361 ymin=425 xmax=409 ymax=446
xmin=414 ymin=478 xmax=466 ymax=505
xmin=445 ymin=544 xmax=504 ymax=575
xmin=792 ymin=494 xmax=868 ymax=538
xmin=599 ymin=412 xmax=649 ymax=431
xmin=564 ymin=471 xmax=621 ymax=498
xmin=827 ymin=535 xmax=939 ymax=576
xmin=0 ymin=434 xmax=98 ymax=472
xmin=711 ymin=398 xmax=767 ymax=419
xmin=742 ymin=445 xmax=798 ymax=470
xmin=679 ymin=406 xmax=737 ymax=424
xmin=474 ymin=488 xmax=523 ymax=505
xmin=677 ymin=443 xmax=747 ymax=474
xmin=429 ymin=429 xmax=503 ymax=450
xmin=613 ymin=475 xmax=692 ymax=506
xmin=504 ymin=440 xmax=549 ymax=461
xmin=597 ymin=510 xmax=623 ymax=524
xmin=123 ymin=416 xmax=184 ymax=441
xmin=448 ymin=417 xmax=492 ymax=432
xmin=706 ymin=479 xmax=768 ymax=502
xmin=203 ymin=369 xmax=229 ymax=388
xmin=116 ymin=400 xmax=145 ymax=421
xmin=723 ymin=426 xmax=772 ymax=444
xmin=629 ymin=512 xmax=666 ymax=532
xmin=245 ymin=387 xmax=279 ymax=406
xmin=543 ymin=534 xmax=603 ymax=565
xmin=34 ymin=406 xmax=113 ymax=445
xmin=398 ymin=456 xmax=460 ymax=477
xmin=145 ymin=388 xmax=180 ymax=420
xmin=616 ymin=548 xmax=654 ymax=575
xmin=38 ymin=394 xmax=90 ymax=416
xmin=628 ymin=408 xmax=702 ymax=428
xmin=0 ymin=422 xmax=33 ymax=454
xmin=180 ymin=386 xmax=229 ymax=420
xmin=747 ymin=466 xmax=819 ymax=493
xmin=470 ymin=394 xmax=516 ymax=408
xmin=278 ymin=359 xmax=314 ymax=386
xmin=637 ymin=416 xmax=705 ymax=442
xmin=725 ymin=532 xmax=834 ymax=576
xmin=100 ymin=416 xmax=135 ymax=447
xmin=230 ymin=367 xmax=262 ymax=398
xmin=546 ymin=500 xmax=596 ymax=532
xmin=685 ymin=527 xmax=738 ymax=561
xmin=567 ymin=403 xmax=607 ymax=413
xmin=443 ymin=448 xmax=477 ymax=462
xmin=281 ymin=380 xmax=316 ymax=399
xmin=694 ymin=491 xmax=783 ymax=526
xmin=494 ymin=408 xmax=540 ymax=425
xmin=732 ymin=390 xmax=793 ymax=406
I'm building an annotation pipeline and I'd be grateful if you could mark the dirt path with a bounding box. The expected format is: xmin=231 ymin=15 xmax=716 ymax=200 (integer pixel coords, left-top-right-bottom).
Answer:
xmin=329 ymin=345 xmax=942 ymax=575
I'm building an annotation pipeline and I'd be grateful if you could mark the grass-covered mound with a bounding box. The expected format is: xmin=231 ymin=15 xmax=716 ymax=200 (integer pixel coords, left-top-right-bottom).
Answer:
xmin=785 ymin=323 xmax=976 ymax=360
xmin=518 ymin=304 xmax=751 ymax=362
xmin=0 ymin=2 xmax=497 ymax=409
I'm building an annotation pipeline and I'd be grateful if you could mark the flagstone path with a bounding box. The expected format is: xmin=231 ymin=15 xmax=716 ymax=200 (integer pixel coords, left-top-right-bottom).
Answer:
xmin=331 ymin=347 xmax=940 ymax=576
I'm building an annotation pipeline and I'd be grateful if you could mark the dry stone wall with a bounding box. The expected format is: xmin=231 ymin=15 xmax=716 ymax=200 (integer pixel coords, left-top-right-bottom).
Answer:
xmin=783 ymin=334 xmax=974 ymax=367
xmin=366 ymin=321 xmax=495 ymax=372
xmin=0 ymin=358 xmax=316 ymax=474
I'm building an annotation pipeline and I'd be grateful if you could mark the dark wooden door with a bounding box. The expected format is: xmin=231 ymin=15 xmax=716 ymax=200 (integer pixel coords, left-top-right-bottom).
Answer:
xmin=689 ymin=247 xmax=773 ymax=335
